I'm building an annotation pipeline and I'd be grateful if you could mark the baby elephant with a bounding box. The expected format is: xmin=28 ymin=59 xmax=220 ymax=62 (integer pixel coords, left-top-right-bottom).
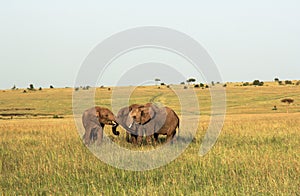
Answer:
xmin=82 ymin=106 xmax=119 ymax=145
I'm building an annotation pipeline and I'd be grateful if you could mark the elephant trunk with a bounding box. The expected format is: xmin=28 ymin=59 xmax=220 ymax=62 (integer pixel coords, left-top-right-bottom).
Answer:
xmin=111 ymin=116 xmax=120 ymax=136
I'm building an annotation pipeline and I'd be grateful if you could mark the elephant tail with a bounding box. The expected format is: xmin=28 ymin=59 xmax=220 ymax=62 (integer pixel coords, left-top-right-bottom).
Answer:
xmin=176 ymin=120 xmax=180 ymax=140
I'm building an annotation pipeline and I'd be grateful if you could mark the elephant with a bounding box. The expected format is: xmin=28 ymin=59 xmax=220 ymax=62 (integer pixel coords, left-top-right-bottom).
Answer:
xmin=129 ymin=103 xmax=180 ymax=144
xmin=115 ymin=104 xmax=142 ymax=144
xmin=82 ymin=106 xmax=119 ymax=145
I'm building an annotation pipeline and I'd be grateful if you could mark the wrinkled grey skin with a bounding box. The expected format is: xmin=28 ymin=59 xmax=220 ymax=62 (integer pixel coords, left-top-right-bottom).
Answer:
xmin=82 ymin=106 xmax=119 ymax=145
xmin=129 ymin=103 xmax=180 ymax=144
xmin=115 ymin=104 xmax=142 ymax=144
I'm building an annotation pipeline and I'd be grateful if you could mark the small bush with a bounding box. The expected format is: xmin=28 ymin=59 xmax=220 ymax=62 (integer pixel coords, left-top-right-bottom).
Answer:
xmin=53 ymin=115 xmax=63 ymax=119
xmin=243 ymin=82 xmax=250 ymax=86
xmin=253 ymin=80 xmax=264 ymax=86
xmin=285 ymin=80 xmax=292 ymax=85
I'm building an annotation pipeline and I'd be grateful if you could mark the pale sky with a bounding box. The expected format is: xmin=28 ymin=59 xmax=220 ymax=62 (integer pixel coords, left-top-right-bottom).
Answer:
xmin=0 ymin=0 xmax=299 ymax=89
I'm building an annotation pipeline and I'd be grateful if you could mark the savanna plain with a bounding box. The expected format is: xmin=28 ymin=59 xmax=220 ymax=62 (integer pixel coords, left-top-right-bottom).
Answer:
xmin=0 ymin=83 xmax=299 ymax=195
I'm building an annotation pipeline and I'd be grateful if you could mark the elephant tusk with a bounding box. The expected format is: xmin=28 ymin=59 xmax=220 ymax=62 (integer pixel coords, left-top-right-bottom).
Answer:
xmin=112 ymin=121 xmax=117 ymax=126
xmin=129 ymin=123 xmax=133 ymax=128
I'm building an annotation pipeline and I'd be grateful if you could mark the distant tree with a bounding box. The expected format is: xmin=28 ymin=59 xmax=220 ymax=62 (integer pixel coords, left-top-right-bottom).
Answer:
xmin=39 ymin=87 xmax=42 ymax=91
xmin=281 ymin=98 xmax=294 ymax=113
xmin=253 ymin=80 xmax=264 ymax=86
xmin=50 ymin=85 xmax=54 ymax=89
xmin=11 ymin=85 xmax=16 ymax=90
xmin=274 ymin=78 xmax=279 ymax=82
xmin=154 ymin=78 xmax=161 ymax=86
xmin=186 ymin=78 xmax=196 ymax=85
xmin=278 ymin=81 xmax=283 ymax=85
xmin=183 ymin=86 xmax=188 ymax=89
xmin=223 ymin=84 xmax=227 ymax=87
xmin=243 ymin=82 xmax=250 ymax=86
xmin=253 ymin=80 xmax=260 ymax=85
xmin=199 ymin=83 xmax=205 ymax=88
xmin=205 ymin=85 xmax=209 ymax=88
xmin=284 ymin=80 xmax=292 ymax=85
xmin=211 ymin=81 xmax=215 ymax=86
xmin=296 ymin=81 xmax=300 ymax=85
xmin=194 ymin=84 xmax=200 ymax=88
xmin=160 ymin=83 xmax=165 ymax=86
xmin=75 ymin=87 xmax=80 ymax=91
xmin=28 ymin=84 xmax=35 ymax=91
xmin=180 ymin=82 xmax=185 ymax=85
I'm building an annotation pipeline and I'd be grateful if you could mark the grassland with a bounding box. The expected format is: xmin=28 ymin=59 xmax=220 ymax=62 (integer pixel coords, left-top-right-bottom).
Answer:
xmin=0 ymin=84 xmax=299 ymax=195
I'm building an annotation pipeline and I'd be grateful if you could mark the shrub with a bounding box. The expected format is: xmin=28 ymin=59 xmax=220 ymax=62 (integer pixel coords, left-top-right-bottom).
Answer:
xmin=53 ymin=115 xmax=63 ymax=119
xmin=253 ymin=80 xmax=264 ymax=86
xmin=285 ymin=80 xmax=292 ymax=85
xmin=28 ymin=84 xmax=35 ymax=91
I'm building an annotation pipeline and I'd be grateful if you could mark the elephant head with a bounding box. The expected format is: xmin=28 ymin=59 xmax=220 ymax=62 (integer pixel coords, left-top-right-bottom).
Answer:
xmin=129 ymin=104 xmax=155 ymax=125
xmin=115 ymin=104 xmax=143 ymax=143
xmin=95 ymin=106 xmax=119 ymax=136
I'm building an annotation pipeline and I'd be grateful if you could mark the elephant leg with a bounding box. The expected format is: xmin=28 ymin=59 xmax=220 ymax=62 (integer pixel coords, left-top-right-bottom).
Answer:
xmin=126 ymin=132 xmax=130 ymax=143
xmin=145 ymin=135 xmax=153 ymax=145
xmin=137 ymin=136 xmax=143 ymax=145
xmin=96 ymin=126 xmax=104 ymax=145
xmin=166 ymin=131 xmax=176 ymax=144
xmin=130 ymin=134 xmax=137 ymax=144
xmin=154 ymin=133 xmax=159 ymax=143
xmin=90 ymin=127 xmax=98 ymax=143
xmin=171 ymin=130 xmax=177 ymax=144
xmin=84 ymin=128 xmax=92 ymax=145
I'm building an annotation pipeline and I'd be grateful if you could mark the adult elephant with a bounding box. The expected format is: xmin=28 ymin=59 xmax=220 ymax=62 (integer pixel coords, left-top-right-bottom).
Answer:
xmin=82 ymin=106 xmax=119 ymax=145
xmin=129 ymin=103 xmax=180 ymax=144
xmin=115 ymin=104 xmax=142 ymax=144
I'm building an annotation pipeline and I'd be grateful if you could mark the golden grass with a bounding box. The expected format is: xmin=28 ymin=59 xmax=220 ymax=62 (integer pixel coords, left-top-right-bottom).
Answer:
xmin=0 ymin=84 xmax=299 ymax=194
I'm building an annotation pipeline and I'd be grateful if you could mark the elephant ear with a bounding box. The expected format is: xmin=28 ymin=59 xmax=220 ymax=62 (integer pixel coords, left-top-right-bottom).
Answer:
xmin=95 ymin=111 xmax=100 ymax=118
xmin=140 ymin=106 xmax=155 ymax=124
xmin=129 ymin=104 xmax=140 ymax=111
